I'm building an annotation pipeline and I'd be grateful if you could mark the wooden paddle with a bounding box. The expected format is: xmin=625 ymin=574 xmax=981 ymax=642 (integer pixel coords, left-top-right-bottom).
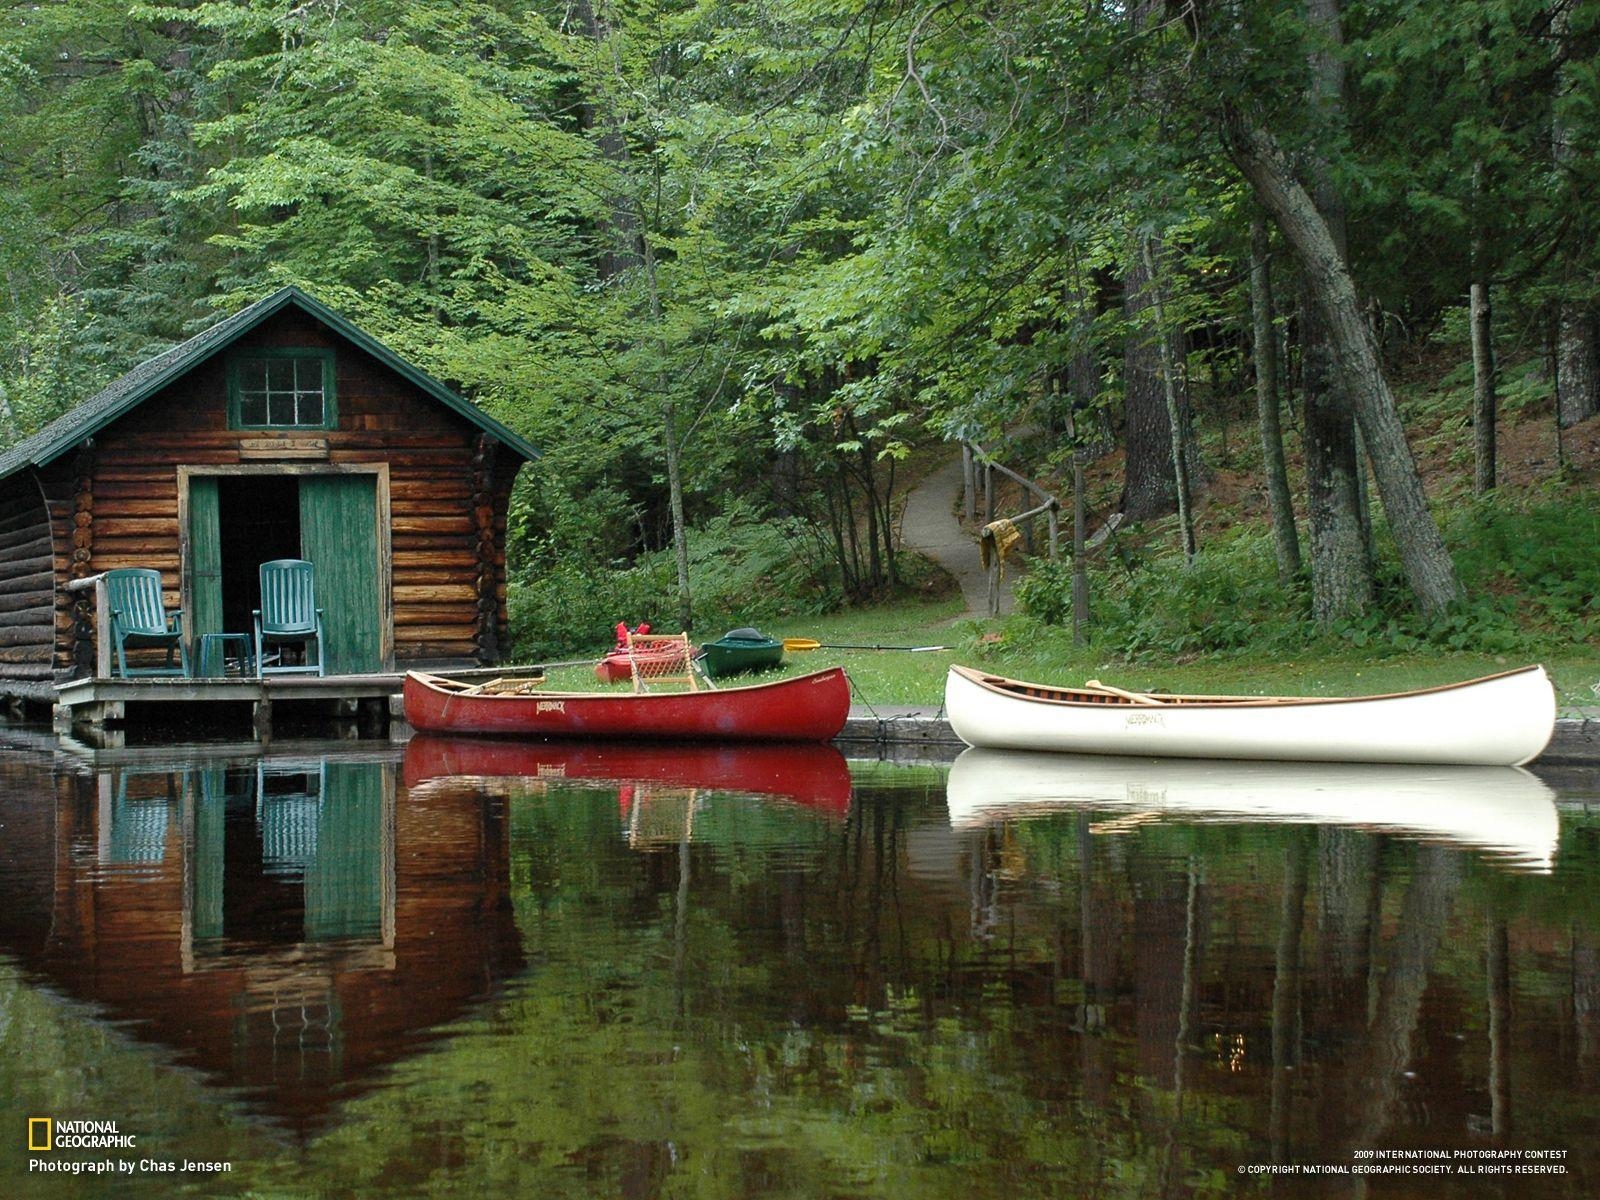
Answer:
xmin=1083 ymin=678 xmax=1164 ymax=705
xmin=783 ymin=638 xmax=950 ymax=652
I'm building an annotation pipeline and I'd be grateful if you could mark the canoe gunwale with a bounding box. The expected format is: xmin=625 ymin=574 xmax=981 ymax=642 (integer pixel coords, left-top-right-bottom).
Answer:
xmin=947 ymin=663 xmax=1551 ymax=711
xmin=408 ymin=667 xmax=827 ymax=703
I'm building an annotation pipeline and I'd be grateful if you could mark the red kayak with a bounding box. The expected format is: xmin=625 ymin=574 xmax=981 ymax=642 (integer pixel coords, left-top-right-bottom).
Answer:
xmin=403 ymin=667 xmax=852 ymax=743
xmin=593 ymin=621 xmax=689 ymax=683
xmin=402 ymin=736 xmax=853 ymax=815
xmin=593 ymin=643 xmax=689 ymax=683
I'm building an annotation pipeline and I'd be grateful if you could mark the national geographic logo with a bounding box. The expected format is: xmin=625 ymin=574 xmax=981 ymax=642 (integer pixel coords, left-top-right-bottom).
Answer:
xmin=24 ymin=1117 xmax=135 ymax=1150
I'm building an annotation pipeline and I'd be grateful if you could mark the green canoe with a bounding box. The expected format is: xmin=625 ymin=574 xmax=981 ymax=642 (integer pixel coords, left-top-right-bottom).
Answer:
xmin=700 ymin=627 xmax=785 ymax=679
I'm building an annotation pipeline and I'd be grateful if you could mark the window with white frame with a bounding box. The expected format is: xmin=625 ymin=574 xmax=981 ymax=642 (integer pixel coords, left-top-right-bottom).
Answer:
xmin=229 ymin=351 xmax=336 ymax=429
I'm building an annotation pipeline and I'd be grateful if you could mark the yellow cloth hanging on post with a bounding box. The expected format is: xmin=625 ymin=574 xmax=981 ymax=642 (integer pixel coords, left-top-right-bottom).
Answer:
xmin=979 ymin=518 xmax=1021 ymax=570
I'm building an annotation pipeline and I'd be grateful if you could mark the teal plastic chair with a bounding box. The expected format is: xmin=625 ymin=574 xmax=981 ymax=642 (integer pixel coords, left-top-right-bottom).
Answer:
xmin=104 ymin=568 xmax=189 ymax=677
xmin=254 ymin=559 xmax=325 ymax=677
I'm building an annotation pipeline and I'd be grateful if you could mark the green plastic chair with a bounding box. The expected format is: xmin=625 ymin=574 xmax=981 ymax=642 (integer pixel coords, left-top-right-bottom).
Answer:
xmin=254 ymin=559 xmax=325 ymax=677
xmin=104 ymin=568 xmax=189 ymax=677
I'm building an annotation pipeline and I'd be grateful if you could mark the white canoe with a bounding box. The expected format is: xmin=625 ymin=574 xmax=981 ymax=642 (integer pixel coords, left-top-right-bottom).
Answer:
xmin=945 ymin=748 xmax=1560 ymax=872
xmin=944 ymin=663 xmax=1557 ymax=766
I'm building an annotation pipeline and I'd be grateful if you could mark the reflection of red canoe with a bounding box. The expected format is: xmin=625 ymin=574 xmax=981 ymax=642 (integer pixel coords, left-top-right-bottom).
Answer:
xmin=403 ymin=667 xmax=851 ymax=743
xmin=403 ymin=736 xmax=853 ymax=814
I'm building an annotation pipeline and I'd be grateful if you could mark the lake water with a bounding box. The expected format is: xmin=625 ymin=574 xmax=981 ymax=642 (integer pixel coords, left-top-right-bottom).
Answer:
xmin=2 ymin=732 xmax=1598 ymax=1198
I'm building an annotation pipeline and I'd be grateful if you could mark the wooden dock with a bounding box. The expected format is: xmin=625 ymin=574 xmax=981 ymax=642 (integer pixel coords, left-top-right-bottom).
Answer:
xmin=55 ymin=673 xmax=406 ymax=739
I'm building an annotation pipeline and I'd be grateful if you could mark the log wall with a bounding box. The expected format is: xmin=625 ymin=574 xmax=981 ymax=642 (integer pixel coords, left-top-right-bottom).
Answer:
xmin=0 ymin=478 xmax=55 ymax=689
xmin=24 ymin=307 xmax=525 ymax=680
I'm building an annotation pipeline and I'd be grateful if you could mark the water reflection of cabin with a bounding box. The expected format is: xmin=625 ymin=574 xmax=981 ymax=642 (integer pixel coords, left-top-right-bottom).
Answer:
xmin=0 ymin=749 xmax=522 ymax=1134
xmin=0 ymin=286 xmax=538 ymax=727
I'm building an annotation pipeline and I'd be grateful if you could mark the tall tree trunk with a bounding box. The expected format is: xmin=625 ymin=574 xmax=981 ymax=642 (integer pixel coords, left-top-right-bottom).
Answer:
xmin=641 ymin=234 xmax=693 ymax=631
xmin=1558 ymin=308 xmax=1600 ymax=429
xmin=662 ymin=398 xmax=692 ymax=631
xmin=1471 ymin=238 xmax=1498 ymax=494
xmin=1467 ymin=43 xmax=1497 ymax=496
xmin=582 ymin=0 xmax=693 ymax=629
xmin=1122 ymin=245 xmax=1181 ymax=521
xmin=1141 ymin=233 xmax=1197 ymax=562
xmin=1122 ymin=241 xmax=1203 ymax=523
xmin=573 ymin=0 xmax=641 ymax=281
xmin=1250 ymin=216 xmax=1301 ymax=584
xmin=1553 ymin=1 xmax=1600 ymax=429
xmin=1301 ymin=286 xmax=1371 ymax=622
xmin=1223 ymin=109 xmax=1461 ymax=617
xmin=1120 ymin=0 xmax=1196 ymax=525
xmin=1072 ymin=450 xmax=1090 ymax=643
xmin=1299 ymin=0 xmax=1371 ymax=623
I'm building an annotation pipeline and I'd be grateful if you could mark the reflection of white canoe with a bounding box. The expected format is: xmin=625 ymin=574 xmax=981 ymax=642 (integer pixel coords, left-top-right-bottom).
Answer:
xmin=944 ymin=664 xmax=1557 ymax=766
xmin=946 ymin=748 xmax=1561 ymax=872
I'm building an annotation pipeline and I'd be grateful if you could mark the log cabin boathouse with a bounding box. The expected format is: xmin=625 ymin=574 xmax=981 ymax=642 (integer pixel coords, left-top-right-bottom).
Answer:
xmin=0 ymin=286 xmax=538 ymax=735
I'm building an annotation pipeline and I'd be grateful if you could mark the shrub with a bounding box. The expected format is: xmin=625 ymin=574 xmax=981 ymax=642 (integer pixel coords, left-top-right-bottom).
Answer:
xmin=1016 ymin=496 xmax=1599 ymax=663
xmin=508 ymin=559 xmax=674 ymax=658
xmin=1448 ymin=501 xmax=1600 ymax=639
xmin=1019 ymin=531 xmax=1313 ymax=660
xmin=508 ymin=503 xmax=837 ymax=658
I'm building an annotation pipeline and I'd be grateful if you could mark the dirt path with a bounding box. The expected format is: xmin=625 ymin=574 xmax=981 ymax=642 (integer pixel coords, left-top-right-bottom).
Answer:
xmin=899 ymin=453 xmax=1017 ymax=616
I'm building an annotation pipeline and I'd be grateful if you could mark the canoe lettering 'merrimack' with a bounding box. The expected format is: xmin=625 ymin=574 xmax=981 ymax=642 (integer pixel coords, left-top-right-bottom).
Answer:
xmin=404 ymin=666 xmax=851 ymax=743
xmin=943 ymin=664 xmax=1558 ymax=766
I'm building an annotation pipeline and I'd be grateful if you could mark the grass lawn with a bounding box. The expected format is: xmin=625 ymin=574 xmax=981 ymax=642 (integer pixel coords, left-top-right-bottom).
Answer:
xmin=525 ymin=594 xmax=1599 ymax=714
xmin=770 ymin=599 xmax=1600 ymax=713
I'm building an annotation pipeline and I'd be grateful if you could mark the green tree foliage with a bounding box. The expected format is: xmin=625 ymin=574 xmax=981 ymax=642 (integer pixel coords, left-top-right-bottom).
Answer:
xmin=3 ymin=0 xmax=1598 ymax=634
xmin=0 ymin=0 xmax=226 ymax=374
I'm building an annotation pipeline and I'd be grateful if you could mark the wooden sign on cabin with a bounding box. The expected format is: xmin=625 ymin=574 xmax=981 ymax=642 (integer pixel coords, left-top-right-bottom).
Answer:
xmin=0 ymin=287 xmax=539 ymax=701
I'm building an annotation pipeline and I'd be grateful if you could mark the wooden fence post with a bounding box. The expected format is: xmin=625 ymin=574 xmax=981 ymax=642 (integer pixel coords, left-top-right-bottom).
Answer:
xmin=962 ymin=443 xmax=976 ymax=522
xmin=984 ymin=530 xmax=1001 ymax=617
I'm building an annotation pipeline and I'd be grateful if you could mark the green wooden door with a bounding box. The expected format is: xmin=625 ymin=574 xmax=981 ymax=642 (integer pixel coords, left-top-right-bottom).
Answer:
xmin=187 ymin=476 xmax=223 ymax=644
xmin=298 ymin=474 xmax=383 ymax=675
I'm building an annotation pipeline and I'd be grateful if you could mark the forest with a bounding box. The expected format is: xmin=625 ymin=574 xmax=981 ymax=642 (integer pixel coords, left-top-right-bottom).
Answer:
xmin=3 ymin=0 xmax=1598 ymax=659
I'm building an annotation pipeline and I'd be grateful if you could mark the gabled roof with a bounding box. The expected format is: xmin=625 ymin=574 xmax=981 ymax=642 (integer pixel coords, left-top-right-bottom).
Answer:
xmin=0 ymin=286 xmax=539 ymax=479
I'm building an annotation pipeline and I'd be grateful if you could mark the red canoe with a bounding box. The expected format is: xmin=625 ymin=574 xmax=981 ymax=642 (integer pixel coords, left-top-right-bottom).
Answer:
xmin=402 ymin=736 xmax=853 ymax=815
xmin=402 ymin=667 xmax=852 ymax=743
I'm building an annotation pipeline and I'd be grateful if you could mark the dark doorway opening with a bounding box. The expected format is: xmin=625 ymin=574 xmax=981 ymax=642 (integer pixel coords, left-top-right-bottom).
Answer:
xmin=217 ymin=476 xmax=301 ymax=636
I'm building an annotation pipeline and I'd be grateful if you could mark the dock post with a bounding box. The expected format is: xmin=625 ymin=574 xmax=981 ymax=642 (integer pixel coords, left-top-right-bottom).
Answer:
xmin=358 ymin=696 xmax=389 ymax=736
xmin=64 ymin=698 xmax=124 ymax=730
xmin=252 ymin=697 xmax=272 ymax=740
